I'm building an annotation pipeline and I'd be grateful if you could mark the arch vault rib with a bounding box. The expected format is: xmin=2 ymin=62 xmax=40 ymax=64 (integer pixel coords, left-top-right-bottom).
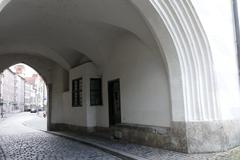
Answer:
xmin=149 ymin=0 xmax=220 ymax=121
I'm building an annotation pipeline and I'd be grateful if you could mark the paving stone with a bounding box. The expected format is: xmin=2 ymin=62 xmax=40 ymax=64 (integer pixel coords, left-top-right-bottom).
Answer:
xmin=0 ymin=132 xmax=122 ymax=160
xmin=2 ymin=113 xmax=240 ymax=160
xmin=56 ymin=131 xmax=240 ymax=160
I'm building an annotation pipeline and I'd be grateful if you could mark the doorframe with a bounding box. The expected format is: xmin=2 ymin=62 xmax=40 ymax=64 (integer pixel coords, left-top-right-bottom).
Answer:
xmin=47 ymin=84 xmax=52 ymax=131
xmin=108 ymin=78 xmax=121 ymax=127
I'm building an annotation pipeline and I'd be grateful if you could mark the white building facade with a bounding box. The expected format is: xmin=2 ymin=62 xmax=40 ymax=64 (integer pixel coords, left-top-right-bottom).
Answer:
xmin=0 ymin=69 xmax=25 ymax=113
xmin=24 ymin=82 xmax=32 ymax=111
xmin=14 ymin=75 xmax=25 ymax=112
xmin=35 ymin=76 xmax=47 ymax=109
xmin=24 ymin=74 xmax=47 ymax=111
xmin=0 ymin=69 xmax=16 ymax=113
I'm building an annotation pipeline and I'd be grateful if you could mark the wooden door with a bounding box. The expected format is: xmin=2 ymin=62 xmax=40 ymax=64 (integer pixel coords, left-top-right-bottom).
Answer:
xmin=108 ymin=79 xmax=121 ymax=126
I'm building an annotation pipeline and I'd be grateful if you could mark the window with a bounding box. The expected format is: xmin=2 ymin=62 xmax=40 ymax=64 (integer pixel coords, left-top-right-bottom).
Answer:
xmin=90 ymin=78 xmax=102 ymax=106
xmin=72 ymin=78 xmax=82 ymax=107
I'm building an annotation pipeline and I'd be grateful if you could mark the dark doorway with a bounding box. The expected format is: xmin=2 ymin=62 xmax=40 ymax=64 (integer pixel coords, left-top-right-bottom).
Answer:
xmin=108 ymin=79 xmax=121 ymax=126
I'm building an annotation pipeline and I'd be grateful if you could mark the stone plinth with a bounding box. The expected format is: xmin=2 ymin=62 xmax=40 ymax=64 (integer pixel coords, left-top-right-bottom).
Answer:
xmin=49 ymin=120 xmax=240 ymax=154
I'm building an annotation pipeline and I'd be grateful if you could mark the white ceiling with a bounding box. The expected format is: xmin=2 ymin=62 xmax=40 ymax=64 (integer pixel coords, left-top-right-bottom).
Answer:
xmin=0 ymin=0 xmax=158 ymax=69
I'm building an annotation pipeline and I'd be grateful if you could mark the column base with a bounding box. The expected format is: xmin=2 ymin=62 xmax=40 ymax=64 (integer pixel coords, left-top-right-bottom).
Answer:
xmin=171 ymin=120 xmax=240 ymax=153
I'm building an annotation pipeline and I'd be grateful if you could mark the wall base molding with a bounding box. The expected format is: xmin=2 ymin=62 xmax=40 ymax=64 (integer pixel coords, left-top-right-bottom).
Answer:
xmin=189 ymin=120 xmax=240 ymax=153
xmin=49 ymin=120 xmax=240 ymax=153
xmin=49 ymin=123 xmax=172 ymax=149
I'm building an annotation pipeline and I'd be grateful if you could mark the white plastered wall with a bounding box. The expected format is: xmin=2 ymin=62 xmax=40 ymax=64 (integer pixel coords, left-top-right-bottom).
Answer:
xmin=50 ymin=65 xmax=68 ymax=124
xmin=103 ymin=34 xmax=171 ymax=127
xmin=62 ymin=33 xmax=171 ymax=128
xmin=63 ymin=63 xmax=99 ymax=127
xmin=100 ymin=33 xmax=171 ymax=127
xmin=191 ymin=0 xmax=240 ymax=120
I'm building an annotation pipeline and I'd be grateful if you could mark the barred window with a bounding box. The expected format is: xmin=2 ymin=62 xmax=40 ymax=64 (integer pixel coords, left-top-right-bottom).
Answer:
xmin=72 ymin=78 xmax=82 ymax=107
xmin=90 ymin=78 xmax=102 ymax=106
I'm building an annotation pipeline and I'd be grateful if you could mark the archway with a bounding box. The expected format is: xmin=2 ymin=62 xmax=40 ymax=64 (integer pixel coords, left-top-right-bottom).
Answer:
xmin=0 ymin=53 xmax=70 ymax=132
xmin=0 ymin=63 xmax=48 ymax=130
xmin=0 ymin=0 xmax=230 ymax=153
xmin=0 ymin=0 xmax=221 ymax=122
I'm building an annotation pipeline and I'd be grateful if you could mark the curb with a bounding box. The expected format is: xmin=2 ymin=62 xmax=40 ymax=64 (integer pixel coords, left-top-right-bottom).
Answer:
xmin=42 ymin=130 xmax=148 ymax=160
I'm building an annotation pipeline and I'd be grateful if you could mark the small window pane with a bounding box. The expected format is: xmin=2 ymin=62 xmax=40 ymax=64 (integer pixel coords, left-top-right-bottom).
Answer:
xmin=90 ymin=78 xmax=102 ymax=106
xmin=72 ymin=78 xmax=82 ymax=107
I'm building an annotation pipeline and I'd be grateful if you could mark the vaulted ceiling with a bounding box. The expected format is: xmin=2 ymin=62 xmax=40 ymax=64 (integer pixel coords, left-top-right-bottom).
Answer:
xmin=0 ymin=0 xmax=158 ymax=69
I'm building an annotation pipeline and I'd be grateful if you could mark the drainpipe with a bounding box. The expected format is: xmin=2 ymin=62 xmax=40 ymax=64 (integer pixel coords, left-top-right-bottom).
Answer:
xmin=233 ymin=0 xmax=240 ymax=75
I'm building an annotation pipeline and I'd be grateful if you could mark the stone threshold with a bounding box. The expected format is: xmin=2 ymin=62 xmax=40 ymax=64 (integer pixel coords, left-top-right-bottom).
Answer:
xmin=42 ymin=130 xmax=147 ymax=160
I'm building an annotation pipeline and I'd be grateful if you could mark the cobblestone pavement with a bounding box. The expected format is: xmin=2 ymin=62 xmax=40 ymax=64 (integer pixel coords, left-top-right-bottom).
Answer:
xmin=24 ymin=112 xmax=240 ymax=160
xmin=53 ymin=131 xmax=240 ymax=160
xmin=0 ymin=132 xmax=121 ymax=160
xmin=0 ymin=113 xmax=122 ymax=160
xmin=3 ymin=112 xmax=240 ymax=160
xmin=56 ymin=131 xmax=217 ymax=160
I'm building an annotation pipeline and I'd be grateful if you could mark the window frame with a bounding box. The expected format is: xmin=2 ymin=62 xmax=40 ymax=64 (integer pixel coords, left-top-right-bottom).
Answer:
xmin=72 ymin=78 xmax=83 ymax=107
xmin=90 ymin=78 xmax=103 ymax=106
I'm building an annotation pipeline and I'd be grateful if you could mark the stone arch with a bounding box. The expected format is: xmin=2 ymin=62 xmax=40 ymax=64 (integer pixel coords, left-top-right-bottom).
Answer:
xmin=0 ymin=0 xmax=233 ymax=153
xmin=0 ymin=53 xmax=70 ymax=130
xmin=0 ymin=54 xmax=62 ymax=84
xmin=0 ymin=44 xmax=71 ymax=70
xmin=0 ymin=57 xmax=50 ymax=127
xmin=131 ymin=0 xmax=219 ymax=122
xmin=1 ymin=62 xmax=48 ymax=86
xmin=0 ymin=0 xmax=219 ymax=122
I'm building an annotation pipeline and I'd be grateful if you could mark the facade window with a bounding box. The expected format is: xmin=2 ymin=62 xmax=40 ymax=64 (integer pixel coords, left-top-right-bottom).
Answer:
xmin=72 ymin=78 xmax=83 ymax=107
xmin=90 ymin=78 xmax=102 ymax=106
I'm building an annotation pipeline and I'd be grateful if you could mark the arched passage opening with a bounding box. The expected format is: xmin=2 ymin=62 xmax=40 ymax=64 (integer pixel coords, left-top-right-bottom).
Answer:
xmin=0 ymin=0 xmax=199 ymax=151
xmin=0 ymin=0 xmax=220 ymax=124
xmin=0 ymin=63 xmax=48 ymax=130
xmin=0 ymin=53 xmax=70 ymax=132
xmin=0 ymin=0 xmax=236 ymax=154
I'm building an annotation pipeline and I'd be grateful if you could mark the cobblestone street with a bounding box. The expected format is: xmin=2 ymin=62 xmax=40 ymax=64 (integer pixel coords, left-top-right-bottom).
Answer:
xmin=0 ymin=113 xmax=121 ymax=160
xmin=0 ymin=132 xmax=121 ymax=160
xmin=1 ymin=112 xmax=240 ymax=160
